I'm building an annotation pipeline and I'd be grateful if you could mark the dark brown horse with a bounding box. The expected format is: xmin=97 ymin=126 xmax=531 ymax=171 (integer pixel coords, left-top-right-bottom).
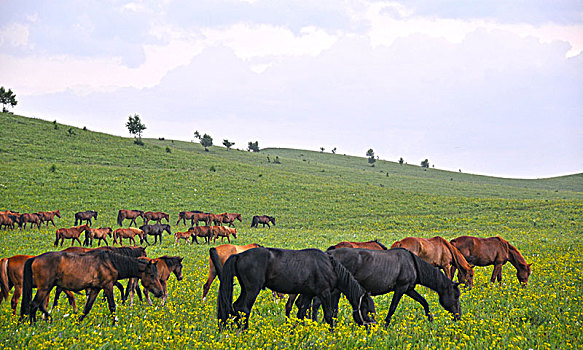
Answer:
xmin=176 ymin=211 xmax=204 ymax=226
xmin=391 ymin=236 xmax=474 ymax=289
xmin=210 ymin=213 xmax=228 ymax=226
xmin=54 ymin=224 xmax=90 ymax=247
xmin=0 ymin=255 xmax=77 ymax=315
xmin=190 ymin=226 xmax=214 ymax=244
xmin=38 ymin=210 xmax=61 ymax=227
xmin=450 ymin=236 xmax=532 ymax=285
xmin=125 ymin=256 xmax=184 ymax=306
xmin=190 ymin=212 xmax=212 ymax=226
xmin=0 ymin=212 xmax=19 ymax=230
xmin=19 ymin=213 xmax=43 ymax=230
xmin=74 ymin=210 xmax=98 ymax=226
xmin=20 ymin=249 xmax=163 ymax=322
xmin=83 ymin=227 xmax=113 ymax=247
xmin=221 ymin=213 xmax=242 ymax=227
xmin=250 ymin=215 xmax=275 ymax=228
xmin=117 ymin=209 xmax=144 ymax=227
xmin=143 ymin=211 xmax=170 ymax=225
xmin=327 ymin=239 xmax=388 ymax=251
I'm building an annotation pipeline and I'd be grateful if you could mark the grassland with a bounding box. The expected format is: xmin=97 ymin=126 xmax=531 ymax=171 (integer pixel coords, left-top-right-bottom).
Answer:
xmin=0 ymin=112 xmax=581 ymax=349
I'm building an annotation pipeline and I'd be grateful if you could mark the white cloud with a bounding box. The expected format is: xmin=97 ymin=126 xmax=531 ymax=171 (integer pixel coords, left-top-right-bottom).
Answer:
xmin=0 ymin=22 xmax=31 ymax=48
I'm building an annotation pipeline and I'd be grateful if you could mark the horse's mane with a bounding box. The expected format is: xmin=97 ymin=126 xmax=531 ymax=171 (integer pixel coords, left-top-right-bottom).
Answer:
xmin=506 ymin=242 xmax=528 ymax=266
xmin=105 ymin=246 xmax=145 ymax=257
xmin=327 ymin=254 xmax=366 ymax=308
xmin=94 ymin=250 xmax=144 ymax=276
xmin=404 ymin=249 xmax=450 ymax=290
xmin=157 ymin=255 xmax=182 ymax=268
xmin=435 ymin=236 xmax=472 ymax=272
xmin=373 ymin=239 xmax=388 ymax=250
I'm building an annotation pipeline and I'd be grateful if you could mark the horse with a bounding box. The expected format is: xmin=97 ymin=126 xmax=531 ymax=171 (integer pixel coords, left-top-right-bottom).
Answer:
xmin=449 ymin=236 xmax=532 ymax=285
xmin=190 ymin=212 xmax=212 ymax=226
xmin=203 ymin=243 xmax=262 ymax=301
xmin=117 ymin=209 xmax=144 ymax=227
xmin=174 ymin=228 xmax=196 ymax=245
xmin=113 ymin=228 xmax=146 ymax=246
xmin=74 ymin=210 xmax=98 ymax=226
xmin=143 ymin=211 xmax=170 ymax=225
xmin=327 ymin=239 xmax=388 ymax=251
xmin=250 ymin=215 xmax=275 ymax=228
xmin=190 ymin=226 xmax=214 ymax=244
xmin=54 ymin=224 xmax=90 ymax=247
xmin=124 ymin=256 xmax=184 ymax=306
xmin=139 ymin=224 xmax=172 ymax=245
xmin=221 ymin=213 xmax=242 ymax=227
xmin=212 ymin=226 xmax=237 ymax=243
xmin=176 ymin=210 xmax=204 ymax=226
xmin=83 ymin=227 xmax=113 ymax=247
xmin=38 ymin=210 xmax=61 ymax=227
xmin=19 ymin=213 xmax=43 ymax=230
xmin=310 ymin=248 xmax=462 ymax=326
xmin=391 ymin=236 xmax=475 ymax=289
xmin=210 ymin=213 xmax=228 ymax=226
xmin=20 ymin=249 xmax=163 ymax=322
xmin=0 ymin=255 xmax=77 ymax=315
xmin=0 ymin=212 xmax=19 ymax=230
xmin=216 ymin=247 xmax=375 ymax=330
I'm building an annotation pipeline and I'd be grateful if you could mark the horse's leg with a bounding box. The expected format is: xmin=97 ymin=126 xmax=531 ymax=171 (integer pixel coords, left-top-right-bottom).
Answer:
xmin=64 ymin=290 xmax=77 ymax=313
xmin=496 ymin=264 xmax=504 ymax=283
xmin=318 ymin=290 xmax=334 ymax=329
xmin=295 ymin=294 xmax=313 ymax=320
xmin=202 ymin=270 xmax=217 ymax=302
xmin=11 ymin=284 xmax=22 ymax=315
xmin=75 ymin=237 xmax=82 ymax=246
xmin=51 ymin=287 xmax=63 ymax=311
xmin=79 ymin=288 xmax=100 ymax=321
xmin=237 ymin=285 xmax=261 ymax=330
xmin=491 ymin=264 xmax=501 ymax=283
xmin=384 ymin=286 xmax=407 ymax=327
xmin=406 ymin=289 xmax=433 ymax=322
xmin=31 ymin=288 xmax=52 ymax=322
xmin=285 ymin=294 xmax=297 ymax=318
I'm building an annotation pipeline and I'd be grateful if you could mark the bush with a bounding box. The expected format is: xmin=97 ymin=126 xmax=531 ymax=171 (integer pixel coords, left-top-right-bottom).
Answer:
xmin=166 ymin=146 xmax=172 ymax=153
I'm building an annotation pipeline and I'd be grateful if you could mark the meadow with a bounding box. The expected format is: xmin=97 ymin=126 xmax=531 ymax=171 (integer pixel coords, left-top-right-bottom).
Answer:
xmin=0 ymin=113 xmax=581 ymax=349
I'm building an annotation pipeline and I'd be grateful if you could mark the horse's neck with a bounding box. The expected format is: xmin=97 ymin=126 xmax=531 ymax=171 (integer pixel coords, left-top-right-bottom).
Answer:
xmin=413 ymin=255 xmax=449 ymax=293
xmin=507 ymin=245 xmax=527 ymax=269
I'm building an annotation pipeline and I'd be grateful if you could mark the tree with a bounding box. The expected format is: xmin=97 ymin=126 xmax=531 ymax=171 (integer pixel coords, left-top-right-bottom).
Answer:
xmin=331 ymin=147 xmax=336 ymax=154
xmin=194 ymin=131 xmax=201 ymax=140
xmin=200 ymin=133 xmax=213 ymax=151
xmin=126 ymin=114 xmax=146 ymax=143
xmin=0 ymin=87 xmax=17 ymax=112
xmin=366 ymin=148 xmax=376 ymax=166
xmin=421 ymin=159 xmax=430 ymax=168
xmin=320 ymin=147 xmax=325 ymax=153
xmin=248 ymin=141 xmax=260 ymax=152
xmin=399 ymin=157 xmax=404 ymax=165
xmin=223 ymin=139 xmax=235 ymax=150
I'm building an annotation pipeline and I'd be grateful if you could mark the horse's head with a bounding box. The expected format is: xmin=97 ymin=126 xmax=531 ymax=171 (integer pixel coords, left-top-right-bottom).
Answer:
xmin=458 ymin=266 xmax=475 ymax=290
xmin=439 ymin=281 xmax=462 ymax=321
xmin=55 ymin=210 xmax=61 ymax=218
xmin=93 ymin=211 xmax=98 ymax=219
xmin=517 ymin=263 xmax=533 ymax=285
xmin=164 ymin=224 xmax=172 ymax=234
xmin=173 ymin=257 xmax=184 ymax=281
xmin=231 ymin=228 xmax=237 ymax=238
xmin=269 ymin=216 xmax=276 ymax=225
xmin=139 ymin=259 xmax=163 ymax=298
xmin=106 ymin=228 xmax=113 ymax=237
xmin=236 ymin=214 xmax=242 ymax=222
xmin=352 ymin=292 xmax=376 ymax=326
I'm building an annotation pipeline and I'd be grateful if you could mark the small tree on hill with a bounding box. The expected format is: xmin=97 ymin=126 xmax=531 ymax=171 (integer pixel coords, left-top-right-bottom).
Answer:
xmin=200 ymin=134 xmax=213 ymax=151
xmin=331 ymin=147 xmax=336 ymax=154
xmin=399 ymin=157 xmax=404 ymax=165
xmin=223 ymin=139 xmax=235 ymax=150
xmin=0 ymin=87 xmax=17 ymax=112
xmin=126 ymin=114 xmax=146 ymax=144
xmin=366 ymin=148 xmax=376 ymax=166
xmin=320 ymin=147 xmax=325 ymax=153
xmin=248 ymin=141 xmax=260 ymax=152
xmin=421 ymin=159 xmax=430 ymax=169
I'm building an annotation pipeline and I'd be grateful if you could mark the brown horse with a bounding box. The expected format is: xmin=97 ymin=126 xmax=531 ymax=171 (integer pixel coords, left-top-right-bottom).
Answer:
xmin=117 ymin=209 xmax=144 ymax=227
xmin=391 ymin=236 xmax=474 ymax=289
xmin=190 ymin=226 xmax=214 ymax=244
xmin=84 ymin=227 xmax=113 ymax=247
xmin=174 ymin=228 xmax=196 ymax=245
xmin=38 ymin=210 xmax=61 ymax=227
xmin=251 ymin=215 xmax=275 ymax=228
xmin=0 ymin=255 xmax=77 ymax=315
xmin=202 ymin=243 xmax=262 ymax=301
xmin=144 ymin=211 xmax=170 ymax=225
xmin=74 ymin=210 xmax=98 ymax=226
xmin=212 ymin=226 xmax=237 ymax=243
xmin=191 ymin=212 xmax=212 ymax=226
xmin=125 ymin=256 xmax=184 ymax=306
xmin=113 ymin=228 xmax=145 ymax=246
xmin=327 ymin=239 xmax=388 ymax=251
xmin=19 ymin=213 xmax=43 ymax=230
xmin=20 ymin=249 xmax=163 ymax=322
xmin=54 ymin=224 xmax=90 ymax=247
xmin=176 ymin=211 xmax=204 ymax=226
xmin=450 ymin=236 xmax=532 ymax=285
xmin=221 ymin=213 xmax=242 ymax=227
xmin=0 ymin=212 xmax=19 ymax=230
xmin=210 ymin=213 xmax=228 ymax=226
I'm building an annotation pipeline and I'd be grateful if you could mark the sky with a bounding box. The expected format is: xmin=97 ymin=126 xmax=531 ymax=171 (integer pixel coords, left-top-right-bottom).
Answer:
xmin=1 ymin=0 xmax=582 ymax=179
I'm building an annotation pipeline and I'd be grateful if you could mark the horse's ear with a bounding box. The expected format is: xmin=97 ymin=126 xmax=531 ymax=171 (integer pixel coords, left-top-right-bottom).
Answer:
xmin=528 ymin=263 xmax=533 ymax=267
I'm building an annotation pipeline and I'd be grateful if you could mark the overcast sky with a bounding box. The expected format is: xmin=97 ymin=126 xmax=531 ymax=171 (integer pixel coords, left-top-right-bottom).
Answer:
xmin=1 ymin=1 xmax=582 ymax=178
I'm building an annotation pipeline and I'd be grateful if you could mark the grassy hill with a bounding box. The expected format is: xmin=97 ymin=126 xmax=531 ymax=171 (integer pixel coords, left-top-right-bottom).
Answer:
xmin=0 ymin=112 xmax=581 ymax=349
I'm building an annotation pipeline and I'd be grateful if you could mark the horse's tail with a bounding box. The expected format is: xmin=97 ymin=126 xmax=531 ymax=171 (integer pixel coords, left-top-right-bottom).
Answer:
xmin=20 ymin=257 xmax=35 ymax=319
xmin=117 ymin=210 xmax=123 ymax=226
xmin=251 ymin=216 xmax=257 ymax=228
xmin=0 ymin=258 xmax=9 ymax=304
xmin=328 ymin=254 xmax=365 ymax=310
xmin=54 ymin=230 xmax=60 ymax=247
xmin=209 ymin=247 xmax=222 ymax=278
xmin=217 ymin=254 xmax=238 ymax=328
xmin=442 ymin=238 xmax=473 ymax=273
xmin=83 ymin=229 xmax=90 ymax=246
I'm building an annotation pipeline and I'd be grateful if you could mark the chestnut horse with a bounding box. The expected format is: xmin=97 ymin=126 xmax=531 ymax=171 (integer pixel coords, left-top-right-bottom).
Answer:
xmin=54 ymin=224 xmax=90 ymax=247
xmin=190 ymin=212 xmax=212 ymax=226
xmin=174 ymin=228 xmax=196 ymax=245
xmin=117 ymin=209 xmax=144 ymax=227
xmin=327 ymin=239 xmax=388 ymax=251
xmin=176 ymin=211 xmax=204 ymax=226
xmin=74 ymin=210 xmax=98 ymax=226
xmin=221 ymin=213 xmax=242 ymax=227
xmin=190 ymin=226 xmax=214 ymax=244
xmin=0 ymin=212 xmax=19 ymax=230
xmin=38 ymin=210 xmax=61 ymax=227
xmin=250 ymin=215 xmax=275 ymax=228
xmin=125 ymin=256 xmax=184 ymax=306
xmin=202 ymin=243 xmax=262 ymax=301
xmin=210 ymin=213 xmax=228 ymax=226
xmin=83 ymin=227 xmax=113 ymax=247
xmin=19 ymin=213 xmax=43 ymax=230
xmin=391 ymin=236 xmax=474 ymax=289
xmin=143 ymin=211 xmax=170 ymax=225
xmin=450 ymin=236 xmax=532 ymax=285
xmin=20 ymin=249 xmax=163 ymax=322
xmin=212 ymin=226 xmax=237 ymax=243
xmin=0 ymin=255 xmax=77 ymax=315
xmin=113 ymin=228 xmax=145 ymax=246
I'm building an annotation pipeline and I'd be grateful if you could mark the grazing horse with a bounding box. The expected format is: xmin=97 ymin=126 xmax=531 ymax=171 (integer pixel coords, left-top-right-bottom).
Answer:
xmin=19 ymin=213 xmax=43 ymax=230
xmin=38 ymin=210 xmax=61 ymax=227
xmin=139 ymin=224 xmax=172 ymax=245
xmin=203 ymin=243 xmax=262 ymax=301
xmin=125 ymin=256 xmax=184 ymax=306
xmin=216 ymin=247 xmax=375 ymax=330
xmin=190 ymin=226 xmax=214 ymax=244
xmin=210 ymin=213 xmax=228 ymax=226
xmin=0 ymin=255 xmax=77 ymax=315
xmin=143 ymin=211 xmax=170 ymax=225
xmin=20 ymin=250 xmax=163 ymax=322
xmin=176 ymin=211 xmax=204 ymax=226
xmin=316 ymin=248 xmax=462 ymax=326
xmin=0 ymin=212 xmax=19 ymax=230
xmin=83 ymin=227 xmax=113 ymax=247
xmin=391 ymin=236 xmax=475 ymax=289
xmin=250 ymin=215 xmax=275 ymax=228
xmin=74 ymin=210 xmax=98 ymax=226
xmin=113 ymin=228 xmax=145 ymax=246
xmin=450 ymin=236 xmax=532 ymax=285
xmin=221 ymin=213 xmax=242 ymax=227
xmin=174 ymin=228 xmax=196 ymax=245
xmin=54 ymin=224 xmax=90 ymax=247
xmin=117 ymin=210 xmax=144 ymax=227
xmin=212 ymin=226 xmax=237 ymax=243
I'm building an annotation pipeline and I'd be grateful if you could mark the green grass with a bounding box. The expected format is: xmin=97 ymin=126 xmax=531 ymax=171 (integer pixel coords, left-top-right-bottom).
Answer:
xmin=0 ymin=112 xmax=581 ymax=349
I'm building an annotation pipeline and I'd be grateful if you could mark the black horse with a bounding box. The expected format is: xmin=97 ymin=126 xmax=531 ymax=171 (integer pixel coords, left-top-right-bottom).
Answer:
xmin=297 ymin=248 xmax=462 ymax=326
xmin=74 ymin=210 xmax=98 ymax=226
xmin=215 ymin=247 xmax=375 ymax=330
xmin=250 ymin=215 xmax=276 ymax=228
xmin=139 ymin=224 xmax=172 ymax=245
